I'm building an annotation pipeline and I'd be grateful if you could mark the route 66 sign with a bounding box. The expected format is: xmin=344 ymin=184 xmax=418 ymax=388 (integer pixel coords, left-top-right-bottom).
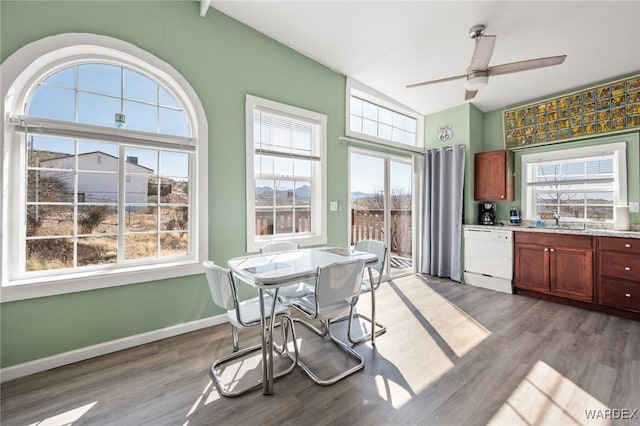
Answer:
xmin=437 ymin=124 xmax=453 ymax=141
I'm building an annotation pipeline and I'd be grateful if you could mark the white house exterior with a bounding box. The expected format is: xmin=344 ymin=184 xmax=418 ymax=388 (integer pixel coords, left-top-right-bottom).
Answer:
xmin=39 ymin=151 xmax=153 ymax=203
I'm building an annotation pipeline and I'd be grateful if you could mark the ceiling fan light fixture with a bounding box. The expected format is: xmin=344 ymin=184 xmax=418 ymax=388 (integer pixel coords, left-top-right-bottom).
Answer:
xmin=465 ymin=71 xmax=489 ymax=91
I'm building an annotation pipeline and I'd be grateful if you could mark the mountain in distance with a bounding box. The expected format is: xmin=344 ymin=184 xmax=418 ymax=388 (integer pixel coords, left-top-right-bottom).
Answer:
xmin=255 ymin=184 xmax=310 ymax=198
xmin=351 ymin=191 xmax=375 ymax=199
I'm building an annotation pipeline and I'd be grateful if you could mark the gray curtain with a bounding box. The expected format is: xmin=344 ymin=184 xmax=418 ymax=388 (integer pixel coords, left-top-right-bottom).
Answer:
xmin=420 ymin=145 xmax=465 ymax=281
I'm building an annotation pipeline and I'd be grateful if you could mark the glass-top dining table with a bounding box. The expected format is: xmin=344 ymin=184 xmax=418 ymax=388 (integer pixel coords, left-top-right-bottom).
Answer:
xmin=228 ymin=247 xmax=378 ymax=395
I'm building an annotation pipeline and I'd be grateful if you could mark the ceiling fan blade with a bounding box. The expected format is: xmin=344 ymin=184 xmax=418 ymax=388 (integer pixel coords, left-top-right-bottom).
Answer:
xmin=406 ymin=74 xmax=467 ymax=88
xmin=488 ymin=55 xmax=567 ymax=77
xmin=465 ymin=90 xmax=478 ymax=101
xmin=469 ymin=35 xmax=496 ymax=71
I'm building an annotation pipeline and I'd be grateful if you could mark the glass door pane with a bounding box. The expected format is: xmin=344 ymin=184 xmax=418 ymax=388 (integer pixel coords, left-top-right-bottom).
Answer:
xmin=350 ymin=151 xmax=413 ymax=278
xmin=389 ymin=160 xmax=413 ymax=275
xmin=350 ymin=153 xmax=385 ymax=242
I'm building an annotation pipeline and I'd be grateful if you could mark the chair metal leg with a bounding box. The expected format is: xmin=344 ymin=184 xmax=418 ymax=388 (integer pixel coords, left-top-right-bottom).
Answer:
xmin=211 ymin=315 xmax=299 ymax=398
xmin=232 ymin=325 xmax=239 ymax=352
xmin=346 ymin=305 xmax=387 ymax=345
xmin=332 ymin=270 xmax=387 ymax=345
xmin=290 ymin=318 xmax=364 ymax=386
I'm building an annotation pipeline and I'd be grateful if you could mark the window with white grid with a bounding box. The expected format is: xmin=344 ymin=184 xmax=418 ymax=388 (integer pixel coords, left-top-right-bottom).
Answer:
xmin=245 ymin=95 xmax=327 ymax=252
xmin=521 ymin=142 xmax=627 ymax=223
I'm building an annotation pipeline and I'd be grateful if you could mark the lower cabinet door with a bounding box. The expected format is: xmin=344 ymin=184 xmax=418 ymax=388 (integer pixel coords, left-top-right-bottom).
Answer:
xmin=514 ymin=243 xmax=549 ymax=292
xmin=550 ymin=247 xmax=594 ymax=301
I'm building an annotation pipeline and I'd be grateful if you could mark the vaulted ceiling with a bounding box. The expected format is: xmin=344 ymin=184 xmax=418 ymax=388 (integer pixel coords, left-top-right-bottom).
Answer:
xmin=204 ymin=1 xmax=640 ymax=116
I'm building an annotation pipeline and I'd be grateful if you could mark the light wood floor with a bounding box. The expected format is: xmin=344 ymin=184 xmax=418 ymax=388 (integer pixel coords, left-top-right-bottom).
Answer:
xmin=2 ymin=274 xmax=639 ymax=426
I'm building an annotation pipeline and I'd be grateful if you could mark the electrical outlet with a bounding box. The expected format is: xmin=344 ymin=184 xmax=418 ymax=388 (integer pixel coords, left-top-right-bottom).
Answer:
xmin=629 ymin=202 xmax=640 ymax=213
xmin=329 ymin=201 xmax=339 ymax=212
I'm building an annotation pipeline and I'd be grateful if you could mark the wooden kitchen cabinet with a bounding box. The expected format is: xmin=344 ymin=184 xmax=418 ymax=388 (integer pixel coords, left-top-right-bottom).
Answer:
xmin=514 ymin=232 xmax=594 ymax=302
xmin=474 ymin=149 xmax=514 ymax=201
xmin=598 ymin=237 xmax=640 ymax=312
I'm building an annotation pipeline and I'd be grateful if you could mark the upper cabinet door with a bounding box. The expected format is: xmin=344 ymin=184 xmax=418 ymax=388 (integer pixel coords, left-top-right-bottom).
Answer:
xmin=474 ymin=149 xmax=514 ymax=201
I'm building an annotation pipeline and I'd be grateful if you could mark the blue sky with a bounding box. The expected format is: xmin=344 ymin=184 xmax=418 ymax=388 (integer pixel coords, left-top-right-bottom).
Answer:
xmin=350 ymin=152 xmax=412 ymax=196
xmin=28 ymin=63 xmax=190 ymax=179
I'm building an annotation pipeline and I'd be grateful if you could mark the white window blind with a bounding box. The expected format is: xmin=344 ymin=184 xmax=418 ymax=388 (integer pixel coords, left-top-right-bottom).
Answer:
xmin=521 ymin=142 xmax=627 ymax=223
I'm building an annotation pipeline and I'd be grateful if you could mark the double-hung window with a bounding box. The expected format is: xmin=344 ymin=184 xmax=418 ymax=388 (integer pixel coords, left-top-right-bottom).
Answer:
xmin=1 ymin=34 xmax=208 ymax=301
xmin=521 ymin=142 xmax=627 ymax=224
xmin=245 ymin=95 xmax=327 ymax=252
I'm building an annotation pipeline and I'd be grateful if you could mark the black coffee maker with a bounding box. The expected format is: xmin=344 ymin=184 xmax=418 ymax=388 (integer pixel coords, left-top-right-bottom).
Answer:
xmin=479 ymin=203 xmax=496 ymax=225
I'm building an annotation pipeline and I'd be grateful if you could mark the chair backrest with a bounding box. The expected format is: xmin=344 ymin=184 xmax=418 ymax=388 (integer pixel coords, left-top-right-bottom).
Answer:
xmin=203 ymin=261 xmax=237 ymax=311
xmin=260 ymin=241 xmax=299 ymax=254
xmin=354 ymin=239 xmax=388 ymax=278
xmin=315 ymin=258 xmax=365 ymax=311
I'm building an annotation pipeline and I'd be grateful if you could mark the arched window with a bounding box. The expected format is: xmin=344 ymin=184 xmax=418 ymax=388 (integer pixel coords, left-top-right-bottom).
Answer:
xmin=1 ymin=34 xmax=208 ymax=301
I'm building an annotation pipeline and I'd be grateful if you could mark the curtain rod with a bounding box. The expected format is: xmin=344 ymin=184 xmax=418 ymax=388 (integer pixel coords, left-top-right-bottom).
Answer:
xmin=426 ymin=145 xmax=466 ymax=152
xmin=338 ymin=135 xmax=425 ymax=156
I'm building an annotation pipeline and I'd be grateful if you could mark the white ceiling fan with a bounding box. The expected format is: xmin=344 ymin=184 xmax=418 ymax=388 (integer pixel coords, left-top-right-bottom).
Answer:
xmin=407 ymin=25 xmax=567 ymax=100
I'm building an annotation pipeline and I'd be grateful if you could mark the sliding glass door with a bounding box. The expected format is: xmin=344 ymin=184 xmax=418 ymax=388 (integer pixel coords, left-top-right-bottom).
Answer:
xmin=349 ymin=149 xmax=413 ymax=278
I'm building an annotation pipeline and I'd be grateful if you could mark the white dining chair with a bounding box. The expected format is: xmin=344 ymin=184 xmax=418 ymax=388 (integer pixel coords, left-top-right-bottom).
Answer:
xmin=203 ymin=261 xmax=298 ymax=397
xmin=260 ymin=241 xmax=299 ymax=254
xmin=342 ymin=239 xmax=388 ymax=345
xmin=260 ymin=241 xmax=314 ymax=301
xmin=286 ymin=258 xmax=366 ymax=386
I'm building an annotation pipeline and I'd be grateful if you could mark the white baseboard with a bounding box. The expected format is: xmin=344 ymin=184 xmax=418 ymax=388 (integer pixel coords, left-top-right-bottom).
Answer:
xmin=0 ymin=314 xmax=227 ymax=383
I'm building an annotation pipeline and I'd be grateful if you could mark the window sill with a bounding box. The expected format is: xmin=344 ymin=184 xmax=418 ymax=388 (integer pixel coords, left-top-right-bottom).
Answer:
xmin=1 ymin=260 xmax=204 ymax=302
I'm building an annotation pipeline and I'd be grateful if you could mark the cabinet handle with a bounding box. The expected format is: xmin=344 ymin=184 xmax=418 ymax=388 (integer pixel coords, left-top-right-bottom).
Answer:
xmin=625 ymin=243 xmax=631 ymax=248
xmin=544 ymin=248 xmax=549 ymax=252
xmin=625 ymin=293 xmax=632 ymax=298
xmin=625 ymin=266 xmax=631 ymax=271
xmin=500 ymin=195 xmax=505 ymax=199
xmin=550 ymin=248 xmax=555 ymax=252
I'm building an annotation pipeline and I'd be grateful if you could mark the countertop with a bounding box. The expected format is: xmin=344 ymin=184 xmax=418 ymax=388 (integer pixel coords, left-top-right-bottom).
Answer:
xmin=464 ymin=223 xmax=640 ymax=239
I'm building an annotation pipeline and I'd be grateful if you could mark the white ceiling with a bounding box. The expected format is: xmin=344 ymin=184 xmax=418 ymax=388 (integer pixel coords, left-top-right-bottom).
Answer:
xmin=207 ymin=1 xmax=640 ymax=116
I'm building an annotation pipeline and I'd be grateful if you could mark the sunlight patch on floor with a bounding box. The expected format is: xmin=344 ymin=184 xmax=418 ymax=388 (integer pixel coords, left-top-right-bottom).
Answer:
xmin=26 ymin=401 xmax=97 ymax=426
xmin=374 ymin=373 xmax=422 ymax=409
xmin=488 ymin=360 xmax=610 ymax=426
xmin=417 ymin=281 xmax=491 ymax=357
xmin=374 ymin=281 xmax=456 ymax=405
xmin=186 ymin=380 xmax=214 ymax=417
xmin=207 ymin=353 xmax=262 ymax=398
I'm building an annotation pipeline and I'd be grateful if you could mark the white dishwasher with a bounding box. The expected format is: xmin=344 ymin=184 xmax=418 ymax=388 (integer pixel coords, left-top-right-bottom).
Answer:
xmin=463 ymin=227 xmax=513 ymax=294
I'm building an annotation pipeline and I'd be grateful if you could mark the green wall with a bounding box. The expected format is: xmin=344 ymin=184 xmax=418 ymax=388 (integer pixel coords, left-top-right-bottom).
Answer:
xmin=1 ymin=1 xmax=349 ymax=367
xmin=424 ymin=102 xmax=484 ymax=225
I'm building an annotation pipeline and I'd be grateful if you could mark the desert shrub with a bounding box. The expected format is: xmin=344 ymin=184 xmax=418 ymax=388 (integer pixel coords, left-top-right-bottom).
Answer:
xmin=79 ymin=206 xmax=109 ymax=234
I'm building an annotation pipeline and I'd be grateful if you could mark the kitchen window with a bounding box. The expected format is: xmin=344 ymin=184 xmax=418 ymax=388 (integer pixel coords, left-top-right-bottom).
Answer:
xmin=1 ymin=34 xmax=208 ymax=301
xmin=521 ymin=142 xmax=627 ymax=224
xmin=245 ymin=95 xmax=327 ymax=252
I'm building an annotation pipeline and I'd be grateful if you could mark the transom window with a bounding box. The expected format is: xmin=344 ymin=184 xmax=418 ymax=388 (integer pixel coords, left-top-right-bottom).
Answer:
xmin=1 ymin=34 xmax=208 ymax=301
xmin=346 ymin=77 xmax=423 ymax=150
xmin=245 ymin=95 xmax=327 ymax=252
xmin=349 ymin=96 xmax=417 ymax=145
xmin=521 ymin=142 xmax=627 ymax=223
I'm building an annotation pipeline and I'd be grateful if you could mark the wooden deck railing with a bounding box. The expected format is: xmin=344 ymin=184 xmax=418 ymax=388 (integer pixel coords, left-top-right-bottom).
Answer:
xmin=255 ymin=208 xmax=413 ymax=259
xmin=351 ymin=209 xmax=412 ymax=257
